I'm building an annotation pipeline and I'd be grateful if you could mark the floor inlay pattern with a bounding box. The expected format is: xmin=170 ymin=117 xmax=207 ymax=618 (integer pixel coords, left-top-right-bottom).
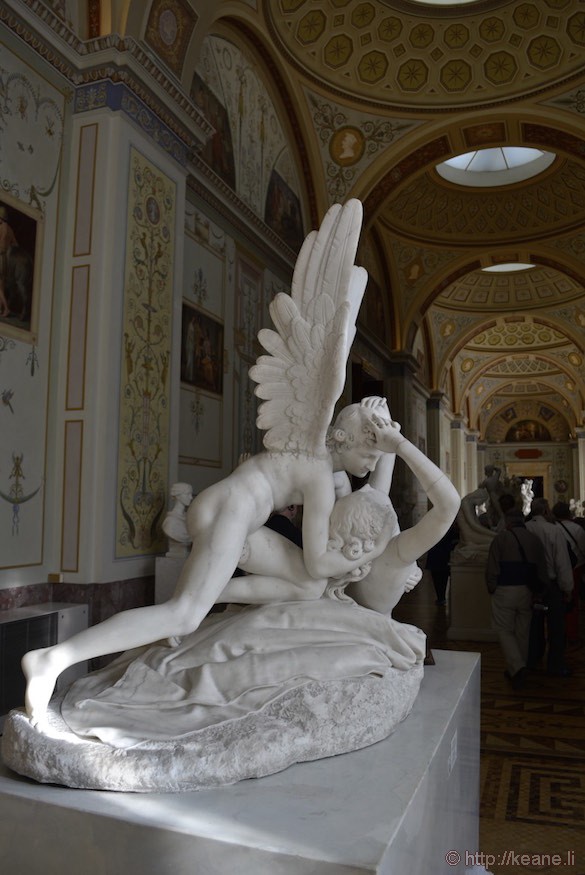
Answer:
xmin=395 ymin=571 xmax=585 ymax=875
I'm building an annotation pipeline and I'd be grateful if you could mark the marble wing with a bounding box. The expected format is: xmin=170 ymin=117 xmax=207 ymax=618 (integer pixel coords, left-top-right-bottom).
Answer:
xmin=249 ymin=199 xmax=368 ymax=455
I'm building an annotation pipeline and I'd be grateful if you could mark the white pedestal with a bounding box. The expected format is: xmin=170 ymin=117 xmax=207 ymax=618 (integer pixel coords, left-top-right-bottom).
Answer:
xmin=448 ymin=563 xmax=497 ymax=642
xmin=0 ymin=650 xmax=479 ymax=874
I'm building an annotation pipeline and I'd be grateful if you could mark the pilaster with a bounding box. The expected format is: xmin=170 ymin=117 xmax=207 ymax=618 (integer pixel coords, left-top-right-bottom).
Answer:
xmin=450 ymin=417 xmax=467 ymax=496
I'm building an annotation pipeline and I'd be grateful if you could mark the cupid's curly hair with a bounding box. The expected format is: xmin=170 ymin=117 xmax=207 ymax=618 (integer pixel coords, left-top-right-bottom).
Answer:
xmin=327 ymin=484 xmax=398 ymax=560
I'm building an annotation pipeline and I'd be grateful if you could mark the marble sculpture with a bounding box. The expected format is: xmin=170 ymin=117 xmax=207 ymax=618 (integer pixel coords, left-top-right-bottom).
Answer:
xmin=453 ymin=487 xmax=496 ymax=562
xmin=2 ymin=199 xmax=460 ymax=791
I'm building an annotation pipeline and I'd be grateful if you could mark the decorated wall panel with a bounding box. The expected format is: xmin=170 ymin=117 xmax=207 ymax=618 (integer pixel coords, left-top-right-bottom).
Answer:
xmin=192 ymin=35 xmax=304 ymax=250
xmin=115 ymin=149 xmax=175 ymax=558
xmin=179 ymin=208 xmax=228 ymax=478
xmin=0 ymin=41 xmax=64 ymax=579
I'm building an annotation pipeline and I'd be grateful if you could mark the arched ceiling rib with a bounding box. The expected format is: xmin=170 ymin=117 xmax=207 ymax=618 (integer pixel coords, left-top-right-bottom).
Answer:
xmin=435 ymin=266 xmax=585 ymax=313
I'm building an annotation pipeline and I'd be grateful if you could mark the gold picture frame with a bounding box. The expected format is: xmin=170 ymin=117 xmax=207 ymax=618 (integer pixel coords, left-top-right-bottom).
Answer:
xmin=0 ymin=191 xmax=44 ymax=344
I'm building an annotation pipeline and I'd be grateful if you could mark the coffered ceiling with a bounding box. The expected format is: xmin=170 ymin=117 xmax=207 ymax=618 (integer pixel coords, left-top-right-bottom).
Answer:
xmin=11 ymin=0 xmax=584 ymax=443
xmin=258 ymin=0 xmax=585 ymax=441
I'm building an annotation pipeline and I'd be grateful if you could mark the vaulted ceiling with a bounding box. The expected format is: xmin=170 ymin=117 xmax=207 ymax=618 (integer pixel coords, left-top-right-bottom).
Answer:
xmin=259 ymin=0 xmax=585 ymax=442
xmin=14 ymin=0 xmax=585 ymax=443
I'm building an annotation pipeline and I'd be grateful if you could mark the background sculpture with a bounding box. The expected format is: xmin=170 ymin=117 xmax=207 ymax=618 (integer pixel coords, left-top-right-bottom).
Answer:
xmin=453 ymin=487 xmax=496 ymax=563
xmin=161 ymin=482 xmax=193 ymax=557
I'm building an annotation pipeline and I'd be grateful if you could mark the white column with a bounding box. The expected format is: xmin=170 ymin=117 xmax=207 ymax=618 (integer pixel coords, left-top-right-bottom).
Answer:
xmin=576 ymin=429 xmax=585 ymax=500
xmin=385 ymin=354 xmax=419 ymax=528
xmin=426 ymin=391 xmax=445 ymax=467
xmin=450 ymin=417 xmax=467 ymax=496
xmin=466 ymin=432 xmax=480 ymax=492
xmin=477 ymin=442 xmax=487 ymax=488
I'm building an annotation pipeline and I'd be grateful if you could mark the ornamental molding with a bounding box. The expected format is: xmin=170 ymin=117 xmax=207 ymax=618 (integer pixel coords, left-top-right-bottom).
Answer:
xmin=0 ymin=0 xmax=212 ymax=150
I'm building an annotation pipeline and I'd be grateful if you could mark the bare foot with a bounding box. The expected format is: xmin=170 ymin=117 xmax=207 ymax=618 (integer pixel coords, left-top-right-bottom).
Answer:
xmin=21 ymin=648 xmax=60 ymax=728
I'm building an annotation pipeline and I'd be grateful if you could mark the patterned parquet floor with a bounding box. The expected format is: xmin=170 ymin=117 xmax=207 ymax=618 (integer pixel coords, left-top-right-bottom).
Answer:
xmin=393 ymin=572 xmax=585 ymax=875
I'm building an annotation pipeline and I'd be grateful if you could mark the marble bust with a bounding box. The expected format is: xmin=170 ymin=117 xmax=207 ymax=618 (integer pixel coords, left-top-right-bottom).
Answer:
xmin=162 ymin=481 xmax=193 ymax=556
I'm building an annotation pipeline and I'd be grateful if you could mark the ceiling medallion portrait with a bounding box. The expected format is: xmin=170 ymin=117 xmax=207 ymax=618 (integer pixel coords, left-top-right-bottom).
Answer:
xmin=329 ymin=127 xmax=366 ymax=166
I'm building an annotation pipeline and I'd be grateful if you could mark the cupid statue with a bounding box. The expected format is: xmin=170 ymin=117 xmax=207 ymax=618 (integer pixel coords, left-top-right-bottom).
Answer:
xmin=21 ymin=200 xmax=408 ymax=728
xmin=5 ymin=199 xmax=461 ymax=791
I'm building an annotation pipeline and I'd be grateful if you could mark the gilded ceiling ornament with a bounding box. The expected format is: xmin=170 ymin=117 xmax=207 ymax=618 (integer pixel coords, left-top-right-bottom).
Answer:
xmin=567 ymin=11 xmax=585 ymax=46
xmin=270 ymin=3 xmax=585 ymax=108
xmin=513 ymin=4 xmax=540 ymax=29
xmin=297 ymin=10 xmax=326 ymax=43
xmin=484 ymin=51 xmax=517 ymax=85
xmin=329 ymin=127 xmax=365 ymax=166
xmin=144 ymin=0 xmax=197 ymax=76
xmin=309 ymin=92 xmax=415 ymax=201
xmin=397 ymin=59 xmax=428 ymax=91
xmin=358 ymin=51 xmax=388 ymax=83
xmin=440 ymin=59 xmax=471 ymax=92
xmin=444 ymin=24 xmax=469 ymax=49
xmin=528 ymin=36 xmax=561 ymax=69
xmin=158 ymin=9 xmax=178 ymax=46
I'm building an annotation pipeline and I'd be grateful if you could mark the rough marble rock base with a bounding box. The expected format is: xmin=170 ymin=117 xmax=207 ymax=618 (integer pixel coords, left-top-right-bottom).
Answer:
xmin=2 ymin=667 xmax=422 ymax=793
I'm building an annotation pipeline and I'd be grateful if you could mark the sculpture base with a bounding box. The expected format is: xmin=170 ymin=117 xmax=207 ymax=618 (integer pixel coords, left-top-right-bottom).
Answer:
xmin=0 ymin=650 xmax=479 ymax=874
xmin=2 ymin=668 xmax=423 ymax=792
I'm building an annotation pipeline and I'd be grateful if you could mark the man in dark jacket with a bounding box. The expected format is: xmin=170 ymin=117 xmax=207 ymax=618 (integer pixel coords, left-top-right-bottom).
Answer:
xmin=486 ymin=509 xmax=548 ymax=689
xmin=265 ymin=504 xmax=303 ymax=548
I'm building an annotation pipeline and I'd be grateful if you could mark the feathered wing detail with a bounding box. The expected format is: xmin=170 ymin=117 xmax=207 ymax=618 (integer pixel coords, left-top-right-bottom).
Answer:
xmin=249 ymin=199 xmax=368 ymax=456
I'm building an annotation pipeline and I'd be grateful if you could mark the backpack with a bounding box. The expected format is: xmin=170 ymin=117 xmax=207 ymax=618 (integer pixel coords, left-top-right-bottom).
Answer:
xmin=558 ymin=522 xmax=579 ymax=568
xmin=494 ymin=529 xmax=542 ymax=594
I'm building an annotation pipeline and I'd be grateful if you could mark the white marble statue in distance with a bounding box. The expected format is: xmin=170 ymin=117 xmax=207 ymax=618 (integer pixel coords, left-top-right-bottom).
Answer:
xmin=478 ymin=464 xmax=504 ymax=529
xmin=22 ymin=199 xmax=402 ymax=727
xmin=453 ymin=486 xmax=496 ymax=562
xmin=520 ymin=478 xmax=534 ymax=517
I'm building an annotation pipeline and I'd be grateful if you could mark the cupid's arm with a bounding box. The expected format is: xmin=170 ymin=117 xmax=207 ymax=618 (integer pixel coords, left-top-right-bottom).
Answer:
xmin=394 ymin=447 xmax=460 ymax=564
xmin=300 ymin=468 xmax=392 ymax=579
xmin=360 ymin=396 xmax=396 ymax=495
xmin=368 ymin=452 xmax=396 ymax=495
xmin=373 ymin=425 xmax=461 ymax=565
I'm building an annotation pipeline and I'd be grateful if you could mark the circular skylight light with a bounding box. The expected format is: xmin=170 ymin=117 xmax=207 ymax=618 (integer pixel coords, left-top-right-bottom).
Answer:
xmin=406 ymin=0 xmax=481 ymax=4
xmin=482 ymin=264 xmax=535 ymax=273
xmin=436 ymin=147 xmax=556 ymax=187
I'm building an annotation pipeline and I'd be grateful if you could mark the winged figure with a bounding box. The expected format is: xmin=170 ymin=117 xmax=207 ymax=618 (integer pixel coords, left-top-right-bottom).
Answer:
xmin=250 ymin=198 xmax=367 ymax=457
xmin=22 ymin=199 xmax=405 ymax=728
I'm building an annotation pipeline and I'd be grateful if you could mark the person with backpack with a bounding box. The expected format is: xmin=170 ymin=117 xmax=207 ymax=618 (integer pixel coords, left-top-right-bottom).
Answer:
xmin=486 ymin=509 xmax=548 ymax=690
xmin=552 ymin=501 xmax=585 ymax=643
xmin=526 ymin=498 xmax=574 ymax=676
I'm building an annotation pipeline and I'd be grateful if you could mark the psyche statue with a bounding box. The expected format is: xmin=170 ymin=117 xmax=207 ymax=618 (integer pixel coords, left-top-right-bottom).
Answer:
xmin=2 ymin=200 xmax=460 ymax=791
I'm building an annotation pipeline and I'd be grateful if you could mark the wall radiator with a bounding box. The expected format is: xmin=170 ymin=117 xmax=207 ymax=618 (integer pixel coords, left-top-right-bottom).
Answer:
xmin=0 ymin=602 xmax=88 ymax=731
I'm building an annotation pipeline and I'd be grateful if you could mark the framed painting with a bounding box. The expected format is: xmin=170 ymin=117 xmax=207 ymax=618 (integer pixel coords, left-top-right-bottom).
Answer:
xmin=505 ymin=420 xmax=551 ymax=442
xmin=0 ymin=191 xmax=43 ymax=344
xmin=180 ymin=301 xmax=224 ymax=396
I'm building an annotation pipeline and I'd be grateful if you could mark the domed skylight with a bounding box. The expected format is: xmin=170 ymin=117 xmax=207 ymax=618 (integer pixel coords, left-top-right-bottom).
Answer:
xmin=436 ymin=147 xmax=556 ymax=187
xmin=482 ymin=264 xmax=535 ymax=273
xmin=406 ymin=0 xmax=481 ymax=4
